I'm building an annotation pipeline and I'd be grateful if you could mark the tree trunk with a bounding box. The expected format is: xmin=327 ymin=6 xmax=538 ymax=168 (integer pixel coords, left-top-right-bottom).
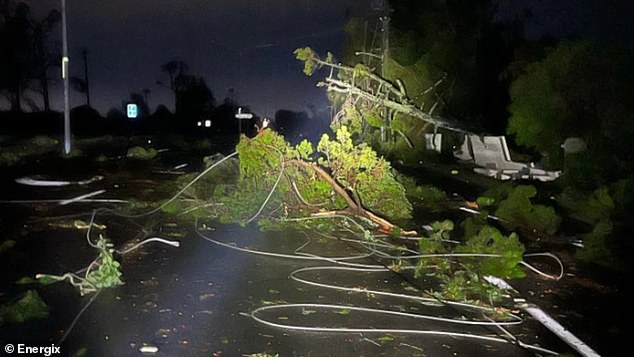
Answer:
xmin=286 ymin=159 xmax=417 ymax=235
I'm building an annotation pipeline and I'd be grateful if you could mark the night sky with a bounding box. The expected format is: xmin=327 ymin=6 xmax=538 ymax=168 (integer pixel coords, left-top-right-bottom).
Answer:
xmin=23 ymin=0 xmax=369 ymax=117
xmin=19 ymin=0 xmax=634 ymax=117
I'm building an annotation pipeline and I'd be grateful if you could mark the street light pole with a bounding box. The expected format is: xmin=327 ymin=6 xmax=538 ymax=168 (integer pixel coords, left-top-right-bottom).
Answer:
xmin=61 ymin=0 xmax=71 ymax=155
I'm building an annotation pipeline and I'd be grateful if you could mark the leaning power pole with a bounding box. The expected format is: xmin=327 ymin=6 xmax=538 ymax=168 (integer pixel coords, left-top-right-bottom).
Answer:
xmin=379 ymin=14 xmax=390 ymax=142
xmin=61 ymin=0 xmax=71 ymax=154
xmin=371 ymin=0 xmax=391 ymax=142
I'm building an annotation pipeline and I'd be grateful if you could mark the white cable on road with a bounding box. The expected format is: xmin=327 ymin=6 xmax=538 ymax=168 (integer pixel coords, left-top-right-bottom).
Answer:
xmin=59 ymin=189 xmax=106 ymax=206
xmin=250 ymin=303 xmax=559 ymax=355
xmin=521 ymin=304 xmax=600 ymax=357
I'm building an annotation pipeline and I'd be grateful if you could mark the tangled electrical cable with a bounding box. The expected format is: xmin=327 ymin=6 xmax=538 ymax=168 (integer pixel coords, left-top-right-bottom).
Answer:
xmin=195 ymin=220 xmax=564 ymax=356
xmin=39 ymin=149 xmax=565 ymax=355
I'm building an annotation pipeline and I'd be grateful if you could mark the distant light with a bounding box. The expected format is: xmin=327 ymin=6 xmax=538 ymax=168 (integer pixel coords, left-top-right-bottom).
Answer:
xmin=62 ymin=56 xmax=70 ymax=79
xmin=126 ymin=104 xmax=138 ymax=119
xmin=197 ymin=121 xmax=202 ymax=127
xmin=204 ymin=120 xmax=211 ymax=128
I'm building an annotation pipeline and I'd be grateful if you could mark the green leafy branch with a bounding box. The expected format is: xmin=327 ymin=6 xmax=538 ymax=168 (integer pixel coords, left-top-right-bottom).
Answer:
xmin=36 ymin=236 xmax=123 ymax=295
xmin=415 ymin=220 xmax=525 ymax=303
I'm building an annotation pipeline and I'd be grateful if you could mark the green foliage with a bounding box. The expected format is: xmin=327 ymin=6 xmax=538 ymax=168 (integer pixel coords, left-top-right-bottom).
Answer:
xmin=85 ymin=238 xmax=123 ymax=290
xmin=415 ymin=220 xmax=453 ymax=275
xmin=343 ymin=0 xmax=520 ymax=126
xmin=480 ymin=183 xmax=514 ymax=202
xmin=30 ymin=135 xmax=59 ymax=147
xmin=295 ymin=139 xmax=314 ymax=160
xmin=508 ymin=43 xmax=634 ymax=175
xmin=385 ymin=57 xmax=434 ymax=108
xmin=331 ymin=99 xmax=365 ymax=137
xmin=160 ymin=127 xmax=412 ymax=230
xmin=215 ymin=131 xmax=293 ymax=225
xmin=173 ymin=153 xmax=240 ymax=204
xmin=439 ymin=270 xmax=505 ymax=303
xmin=160 ymin=199 xmax=183 ymax=215
xmin=457 ymin=226 xmax=526 ymax=279
xmin=61 ymin=148 xmax=84 ymax=158
xmin=0 ymin=136 xmax=60 ymax=166
xmin=126 ymin=146 xmax=158 ymax=160
xmin=484 ymin=184 xmax=560 ymax=235
xmin=561 ymin=152 xmax=614 ymax=190
xmin=318 ymin=127 xmax=412 ymax=220
xmin=0 ymin=150 xmax=22 ymax=166
xmin=610 ymin=178 xmax=634 ymax=212
xmin=475 ymin=196 xmax=495 ymax=208
xmin=415 ymin=220 xmax=525 ymax=303
xmin=95 ymin=154 xmax=109 ymax=162
xmin=0 ymin=239 xmax=16 ymax=254
xmin=558 ymin=180 xmax=633 ymax=269
xmin=294 ymin=47 xmax=333 ymax=76
xmin=397 ymin=174 xmax=448 ymax=209
xmin=507 ymin=54 xmax=564 ymax=166
xmin=462 ymin=215 xmax=488 ymax=240
xmin=559 ymin=186 xmax=614 ymax=225
xmin=576 ymin=219 xmax=615 ymax=268
xmin=0 ymin=290 xmax=49 ymax=326
xmin=37 ymin=236 xmax=123 ymax=295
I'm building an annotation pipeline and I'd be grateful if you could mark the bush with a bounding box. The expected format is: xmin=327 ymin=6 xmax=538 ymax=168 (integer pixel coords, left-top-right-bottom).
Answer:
xmin=481 ymin=184 xmax=560 ymax=235
xmin=126 ymin=146 xmax=158 ymax=160
xmin=0 ymin=290 xmax=49 ymax=326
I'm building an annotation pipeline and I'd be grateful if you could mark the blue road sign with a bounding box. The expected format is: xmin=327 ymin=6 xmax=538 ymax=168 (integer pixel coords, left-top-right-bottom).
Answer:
xmin=127 ymin=104 xmax=139 ymax=119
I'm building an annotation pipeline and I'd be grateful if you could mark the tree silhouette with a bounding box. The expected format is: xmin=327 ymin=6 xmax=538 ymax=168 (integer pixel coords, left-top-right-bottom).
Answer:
xmin=1 ymin=1 xmax=61 ymax=112
xmin=30 ymin=7 xmax=60 ymax=111
xmin=70 ymin=49 xmax=92 ymax=106
xmin=141 ymin=88 xmax=151 ymax=109
xmin=159 ymin=60 xmax=188 ymax=110
xmin=0 ymin=1 xmax=32 ymax=112
xmin=174 ymin=74 xmax=215 ymax=128
xmin=158 ymin=60 xmax=214 ymax=129
xmin=508 ymin=42 xmax=634 ymax=183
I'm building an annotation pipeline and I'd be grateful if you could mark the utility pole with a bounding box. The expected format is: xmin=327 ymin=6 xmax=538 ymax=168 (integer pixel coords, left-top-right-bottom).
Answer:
xmin=379 ymin=14 xmax=390 ymax=142
xmin=371 ymin=0 xmax=391 ymax=142
xmin=82 ymin=48 xmax=90 ymax=107
xmin=61 ymin=0 xmax=71 ymax=155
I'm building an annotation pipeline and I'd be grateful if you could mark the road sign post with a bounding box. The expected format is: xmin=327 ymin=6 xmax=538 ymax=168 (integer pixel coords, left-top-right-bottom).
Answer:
xmin=234 ymin=107 xmax=254 ymax=136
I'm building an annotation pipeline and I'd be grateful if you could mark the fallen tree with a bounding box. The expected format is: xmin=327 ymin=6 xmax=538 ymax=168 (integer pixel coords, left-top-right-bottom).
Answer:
xmin=168 ymin=126 xmax=417 ymax=235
